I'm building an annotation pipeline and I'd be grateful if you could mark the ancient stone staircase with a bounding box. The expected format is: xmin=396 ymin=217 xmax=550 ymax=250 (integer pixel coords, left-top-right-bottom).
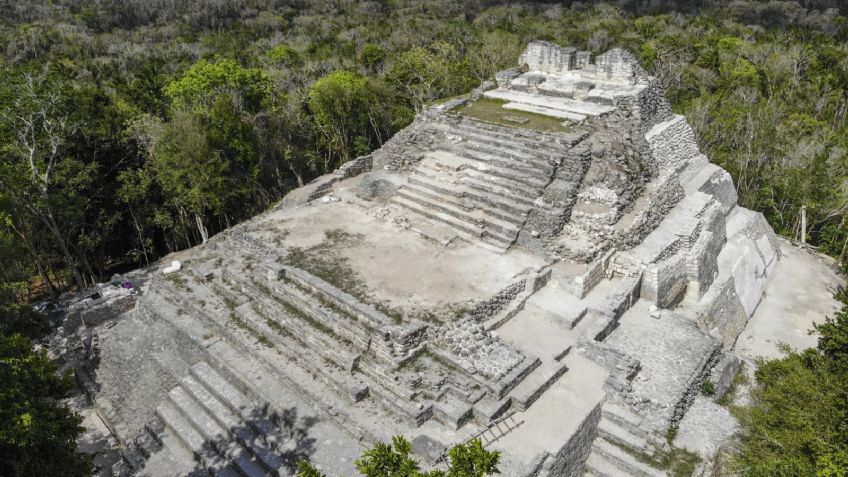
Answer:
xmin=153 ymin=359 xmax=304 ymax=477
xmin=392 ymin=119 xmax=567 ymax=251
xmin=583 ymin=403 xmax=667 ymax=477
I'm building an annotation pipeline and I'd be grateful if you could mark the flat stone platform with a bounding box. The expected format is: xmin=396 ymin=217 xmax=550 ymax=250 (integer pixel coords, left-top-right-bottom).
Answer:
xmin=246 ymin=176 xmax=546 ymax=319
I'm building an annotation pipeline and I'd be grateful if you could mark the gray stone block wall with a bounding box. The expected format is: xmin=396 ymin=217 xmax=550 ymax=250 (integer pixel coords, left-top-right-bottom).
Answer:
xmin=334 ymin=154 xmax=373 ymax=178
xmin=642 ymin=251 xmax=688 ymax=307
xmin=545 ymin=401 xmax=603 ymax=477
xmin=518 ymin=41 xmax=577 ymax=73
xmin=79 ymin=294 xmax=137 ymax=327
xmin=646 ymin=115 xmax=700 ymax=172
xmin=696 ymin=276 xmax=749 ymax=349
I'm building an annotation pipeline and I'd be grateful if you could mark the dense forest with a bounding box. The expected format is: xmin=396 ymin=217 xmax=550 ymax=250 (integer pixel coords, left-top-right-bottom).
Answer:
xmin=0 ymin=0 xmax=847 ymax=297
xmin=0 ymin=1 xmax=847 ymax=476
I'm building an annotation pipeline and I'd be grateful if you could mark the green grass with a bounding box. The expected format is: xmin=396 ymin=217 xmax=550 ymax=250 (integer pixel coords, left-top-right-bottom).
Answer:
xmin=449 ymin=97 xmax=573 ymax=133
xmin=610 ymin=438 xmax=702 ymax=477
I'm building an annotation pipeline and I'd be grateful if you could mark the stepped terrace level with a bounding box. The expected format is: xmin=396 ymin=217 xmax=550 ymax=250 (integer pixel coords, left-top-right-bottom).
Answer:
xmin=62 ymin=42 xmax=834 ymax=477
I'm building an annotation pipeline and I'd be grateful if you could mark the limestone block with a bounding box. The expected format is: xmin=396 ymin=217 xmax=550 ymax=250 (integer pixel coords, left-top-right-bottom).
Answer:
xmin=726 ymin=238 xmax=767 ymax=317
xmin=696 ymin=276 xmax=749 ymax=349
xmin=699 ymin=169 xmax=738 ymax=215
xmin=642 ymin=252 xmax=688 ymax=308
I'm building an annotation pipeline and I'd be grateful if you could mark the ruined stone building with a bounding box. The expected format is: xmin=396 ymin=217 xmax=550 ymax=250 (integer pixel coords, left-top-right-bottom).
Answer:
xmin=64 ymin=41 xmax=795 ymax=476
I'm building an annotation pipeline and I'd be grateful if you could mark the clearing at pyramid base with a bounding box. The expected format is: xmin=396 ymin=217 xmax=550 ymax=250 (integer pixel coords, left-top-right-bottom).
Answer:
xmin=60 ymin=41 xmax=840 ymax=477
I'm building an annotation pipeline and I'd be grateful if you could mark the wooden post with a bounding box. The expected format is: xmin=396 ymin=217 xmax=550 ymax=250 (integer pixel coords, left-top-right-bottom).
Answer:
xmin=801 ymin=205 xmax=807 ymax=245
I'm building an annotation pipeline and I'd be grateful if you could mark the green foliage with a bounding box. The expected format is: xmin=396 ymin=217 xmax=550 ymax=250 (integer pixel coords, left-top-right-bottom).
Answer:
xmin=444 ymin=439 xmax=500 ymax=477
xmin=268 ymin=44 xmax=303 ymax=68
xmin=308 ymin=71 xmax=391 ymax=163
xmin=359 ymin=44 xmax=387 ymax=70
xmin=296 ymin=436 xmax=500 ymax=477
xmin=733 ymin=289 xmax=848 ymax=476
xmin=165 ymin=59 xmax=272 ymax=114
xmin=356 ymin=436 xmax=424 ymax=477
xmin=0 ymin=333 xmax=92 ymax=477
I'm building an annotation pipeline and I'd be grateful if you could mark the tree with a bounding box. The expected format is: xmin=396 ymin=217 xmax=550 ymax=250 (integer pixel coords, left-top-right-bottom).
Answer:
xmin=165 ymin=59 xmax=272 ymax=115
xmin=359 ymin=44 xmax=387 ymax=73
xmin=145 ymin=109 xmax=225 ymax=244
xmin=0 ymin=70 xmax=85 ymax=289
xmin=296 ymin=436 xmax=500 ymax=477
xmin=733 ymin=288 xmax=848 ymax=476
xmin=0 ymin=333 xmax=92 ymax=477
xmin=308 ymin=71 xmax=384 ymax=168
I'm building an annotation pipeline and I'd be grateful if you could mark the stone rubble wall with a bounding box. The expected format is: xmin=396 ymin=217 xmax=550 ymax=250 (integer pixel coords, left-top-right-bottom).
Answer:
xmin=467 ymin=278 xmax=526 ymax=322
xmin=78 ymin=294 xmax=137 ymax=327
xmin=559 ymin=252 xmax=613 ymax=299
xmin=634 ymin=78 xmax=675 ymax=136
xmin=686 ymin=203 xmax=727 ymax=296
xmin=645 ymin=115 xmax=701 ymax=173
xmin=591 ymin=48 xmax=643 ymax=84
xmin=520 ymin=137 xmax=591 ymax=246
xmin=617 ymin=172 xmax=686 ymax=250
xmin=334 ymin=154 xmax=373 ymax=178
xmin=370 ymin=111 xmax=445 ymax=171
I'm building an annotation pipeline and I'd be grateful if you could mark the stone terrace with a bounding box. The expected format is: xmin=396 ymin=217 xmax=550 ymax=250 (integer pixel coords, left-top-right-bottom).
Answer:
xmin=66 ymin=42 xmax=810 ymax=477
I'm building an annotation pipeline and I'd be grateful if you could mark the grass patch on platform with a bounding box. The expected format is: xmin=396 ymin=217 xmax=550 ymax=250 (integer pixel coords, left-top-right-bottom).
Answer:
xmin=280 ymin=228 xmax=407 ymax=323
xmin=450 ymin=97 xmax=572 ymax=133
xmin=611 ymin=438 xmax=702 ymax=477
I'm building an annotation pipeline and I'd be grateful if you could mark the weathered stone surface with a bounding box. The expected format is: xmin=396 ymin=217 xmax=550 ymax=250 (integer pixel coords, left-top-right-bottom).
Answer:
xmin=60 ymin=41 xmax=830 ymax=477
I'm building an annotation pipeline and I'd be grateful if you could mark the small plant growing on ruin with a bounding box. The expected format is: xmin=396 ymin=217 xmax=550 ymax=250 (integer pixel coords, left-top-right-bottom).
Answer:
xmin=701 ymin=380 xmax=715 ymax=396
xmin=296 ymin=436 xmax=500 ymax=477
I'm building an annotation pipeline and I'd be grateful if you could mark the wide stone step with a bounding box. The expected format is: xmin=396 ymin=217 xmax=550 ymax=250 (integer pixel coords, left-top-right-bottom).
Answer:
xmin=452 ymin=143 xmax=555 ymax=181
xmin=393 ymin=195 xmax=516 ymax=252
xmin=239 ymin=302 xmax=362 ymax=373
xmin=584 ymin=451 xmax=627 ymax=477
xmin=508 ymin=360 xmax=568 ymax=411
xmin=179 ymin=374 xmax=285 ymax=475
xmin=602 ymin=403 xmax=645 ymax=434
xmin=432 ymin=395 xmax=474 ymax=430
xmin=156 ymin=401 xmax=241 ymax=477
xmin=416 ymin=162 xmax=541 ymax=203
xmin=190 ymin=361 xmax=281 ymax=451
xmin=459 ymin=174 xmax=540 ymax=205
xmin=450 ymin=126 xmax=563 ymax=162
xmin=591 ymin=439 xmax=666 ymax=477
xmin=219 ymin=290 xmax=370 ymax=402
xmin=406 ymin=176 xmax=530 ymax=225
xmin=398 ymin=185 xmax=523 ymax=234
xmin=597 ymin=417 xmax=655 ymax=455
xmin=452 ymin=120 xmax=567 ymax=156
xmin=393 ymin=195 xmax=507 ymax=241
xmin=431 ymin=149 xmax=550 ymax=189
xmin=167 ymin=386 xmax=269 ymax=477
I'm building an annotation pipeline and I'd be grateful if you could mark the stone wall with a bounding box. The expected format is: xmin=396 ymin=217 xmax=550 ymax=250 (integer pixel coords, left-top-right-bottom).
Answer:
xmin=79 ymin=294 xmax=137 ymax=327
xmin=641 ymin=251 xmax=689 ymax=308
xmin=370 ymin=112 xmax=445 ymax=171
xmin=544 ymin=401 xmax=603 ymax=477
xmin=697 ymin=276 xmax=750 ymax=349
xmin=592 ymin=48 xmax=641 ymax=83
xmin=699 ymin=168 xmax=738 ymax=215
xmin=645 ymin=115 xmax=700 ymax=173
xmin=518 ymin=41 xmax=578 ymax=73
xmin=334 ymin=154 xmax=373 ymax=178
xmin=467 ymin=278 xmax=527 ymax=322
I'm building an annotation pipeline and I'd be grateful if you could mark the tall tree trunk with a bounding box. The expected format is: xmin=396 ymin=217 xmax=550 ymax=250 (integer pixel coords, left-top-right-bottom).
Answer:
xmin=128 ymin=205 xmax=150 ymax=267
xmin=195 ymin=213 xmax=209 ymax=244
